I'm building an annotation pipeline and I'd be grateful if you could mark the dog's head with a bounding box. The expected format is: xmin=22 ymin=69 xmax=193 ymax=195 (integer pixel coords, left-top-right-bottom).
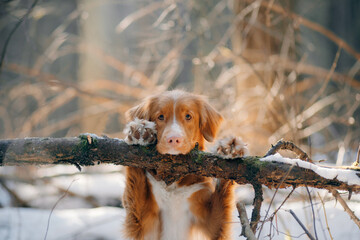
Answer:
xmin=126 ymin=90 xmax=223 ymax=154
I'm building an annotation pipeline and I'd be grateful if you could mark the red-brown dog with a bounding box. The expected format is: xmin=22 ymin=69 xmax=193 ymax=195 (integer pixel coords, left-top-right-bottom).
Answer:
xmin=123 ymin=90 xmax=248 ymax=240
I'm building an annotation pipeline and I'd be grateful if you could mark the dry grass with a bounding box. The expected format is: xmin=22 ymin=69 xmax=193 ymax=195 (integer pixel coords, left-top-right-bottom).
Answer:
xmin=0 ymin=1 xmax=360 ymax=238
xmin=0 ymin=0 xmax=359 ymax=160
xmin=0 ymin=0 xmax=359 ymax=159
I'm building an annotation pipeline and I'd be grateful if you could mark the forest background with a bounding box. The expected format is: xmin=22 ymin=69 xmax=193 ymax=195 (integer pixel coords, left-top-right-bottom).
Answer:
xmin=0 ymin=0 xmax=360 ymax=239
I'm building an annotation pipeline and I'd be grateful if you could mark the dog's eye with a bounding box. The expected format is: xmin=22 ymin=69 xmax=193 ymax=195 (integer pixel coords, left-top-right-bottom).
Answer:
xmin=185 ymin=114 xmax=192 ymax=120
xmin=158 ymin=114 xmax=165 ymax=121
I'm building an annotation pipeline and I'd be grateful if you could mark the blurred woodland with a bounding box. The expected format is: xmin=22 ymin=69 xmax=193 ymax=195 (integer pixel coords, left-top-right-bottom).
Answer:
xmin=1 ymin=0 xmax=360 ymax=158
xmin=0 ymin=0 xmax=360 ymax=239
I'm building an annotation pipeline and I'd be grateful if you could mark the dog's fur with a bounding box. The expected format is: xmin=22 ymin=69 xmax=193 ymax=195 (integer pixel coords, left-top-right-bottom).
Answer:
xmin=122 ymin=90 xmax=248 ymax=240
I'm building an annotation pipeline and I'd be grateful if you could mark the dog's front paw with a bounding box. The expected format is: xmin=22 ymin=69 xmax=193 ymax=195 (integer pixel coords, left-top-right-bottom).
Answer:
xmin=213 ymin=136 xmax=249 ymax=158
xmin=124 ymin=118 xmax=157 ymax=145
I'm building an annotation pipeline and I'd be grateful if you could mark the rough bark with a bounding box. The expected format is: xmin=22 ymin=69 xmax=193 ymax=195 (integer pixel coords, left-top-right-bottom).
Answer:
xmin=0 ymin=136 xmax=360 ymax=192
xmin=237 ymin=202 xmax=257 ymax=240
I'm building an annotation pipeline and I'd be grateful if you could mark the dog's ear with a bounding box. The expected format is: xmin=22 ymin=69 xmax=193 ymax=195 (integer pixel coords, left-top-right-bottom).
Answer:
xmin=126 ymin=101 xmax=147 ymax=121
xmin=200 ymin=101 xmax=223 ymax=142
xmin=126 ymin=96 xmax=157 ymax=121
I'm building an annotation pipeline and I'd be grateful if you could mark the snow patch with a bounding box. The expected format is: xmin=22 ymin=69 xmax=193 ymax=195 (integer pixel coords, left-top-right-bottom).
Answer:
xmin=1 ymin=201 xmax=360 ymax=240
xmin=261 ymin=153 xmax=360 ymax=185
xmin=0 ymin=207 xmax=124 ymax=240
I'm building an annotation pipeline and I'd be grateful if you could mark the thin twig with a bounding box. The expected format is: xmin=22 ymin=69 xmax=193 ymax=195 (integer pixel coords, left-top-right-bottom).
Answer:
xmin=30 ymin=100 xmax=128 ymax=136
xmin=352 ymin=145 xmax=360 ymax=167
xmin=237 ymin=202 xmax=257 ymax=240
xmin=287 ymin=209 xmax=316 ymax=240
xmin=0 ymin=0 xmax=41 ymax=71
xmin=271 ymin=228 xmax=307 ymax=239
xmin=270 ymin=187 xmax=296 ymax=219
xmin=4 ymin=63 xmax=120 ymax=101
xmin=226 ymin=51 xmax=360 ymax=89
xmin=257 ymin=163 xmax=295 ymax=238
xmin=317 ymin=193 xmax=334 ymax=240
xmin=44 ymin=179 xmax=76 ymax=240
xmin=115 ymin=1 xmax=166 ymax=33
xmin=254 ymin=0 xmax=360 ymax=61
xmin=306 ymin=45 xmax=342 ymax=109
xmin=20 ymin=88 xmax=77 ymax=136
xmin=55 ymin=185 xmax=100 ymax=208
xmin=0 ymin=170 xmax=122 ymax=184
xmin=264 ymin=140 xmax=312 ymax=162
xmin=305 ymin=185 xmax=318 ymax=240
xmin=331 ymin=189 xmax=360 ymax=229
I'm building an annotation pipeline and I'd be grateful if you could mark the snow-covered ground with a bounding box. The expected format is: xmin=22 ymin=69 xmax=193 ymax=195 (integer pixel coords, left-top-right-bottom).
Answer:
xmin=0 ymin=165 xmax=359 ymax=239
xmin=1 ymin=200 xmax=359 ymax=240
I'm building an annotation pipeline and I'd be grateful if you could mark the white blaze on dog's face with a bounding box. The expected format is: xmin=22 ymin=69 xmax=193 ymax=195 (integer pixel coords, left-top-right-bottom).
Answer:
xmin=126 ymin=90 xmax=223 ymax=154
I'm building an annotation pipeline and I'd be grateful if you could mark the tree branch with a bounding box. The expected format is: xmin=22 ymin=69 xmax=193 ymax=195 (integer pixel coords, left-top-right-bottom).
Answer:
xmin=287 ymin=209 xmax=316 ymax=240
xmin=331 ymin=189 xmax=360 ymax=229
xmin=0 ymin=0 xmax=40 ymax=72
xmin=0 ymin=136 xmax=360 ymax=192
xmin=249 ymin=182 xmax=262 ymax=233
xmin=265 ymin=140 xmax=311 ymax=162
xmin=237 ymin=202 xmax=257 ymax=240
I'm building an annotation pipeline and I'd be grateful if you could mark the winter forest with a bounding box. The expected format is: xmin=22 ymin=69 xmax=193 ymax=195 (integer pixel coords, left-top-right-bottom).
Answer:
xmin=0 ymin=0 xmax=360 ymax=239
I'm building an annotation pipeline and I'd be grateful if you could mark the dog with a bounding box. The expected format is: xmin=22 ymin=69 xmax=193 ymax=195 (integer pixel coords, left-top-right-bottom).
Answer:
xmin=122 ymin=90 xmax=248 ymax=240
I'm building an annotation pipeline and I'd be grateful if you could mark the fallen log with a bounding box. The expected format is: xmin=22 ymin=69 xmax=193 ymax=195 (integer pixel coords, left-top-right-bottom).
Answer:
xmin=0 ymin=135 xmax=359 ymax=192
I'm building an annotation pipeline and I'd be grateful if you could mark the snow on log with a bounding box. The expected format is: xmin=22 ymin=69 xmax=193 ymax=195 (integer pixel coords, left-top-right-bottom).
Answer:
xmin=0 ymin=136 xmax=360 ymax=192
xmin=261 ymin=154 xmax=360 ymax=186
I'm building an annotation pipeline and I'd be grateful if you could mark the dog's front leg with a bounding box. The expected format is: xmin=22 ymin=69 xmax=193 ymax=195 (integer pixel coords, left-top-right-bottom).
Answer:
xmin=122 ymin=119 xmax=160 ymax=240
xmin=207 ymin=137 xmax=249 ymax=240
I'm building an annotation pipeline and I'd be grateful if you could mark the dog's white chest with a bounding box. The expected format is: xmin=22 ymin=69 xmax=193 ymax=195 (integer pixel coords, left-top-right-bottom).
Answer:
xmin=146 ymin=173 xmax=204 ymax=240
